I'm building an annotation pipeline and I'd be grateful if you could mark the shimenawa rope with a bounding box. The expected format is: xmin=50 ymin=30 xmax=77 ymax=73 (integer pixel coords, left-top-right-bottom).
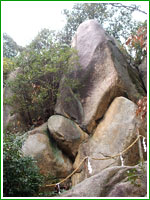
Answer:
xmin=46 ymin=134 xmax=145 ymax=188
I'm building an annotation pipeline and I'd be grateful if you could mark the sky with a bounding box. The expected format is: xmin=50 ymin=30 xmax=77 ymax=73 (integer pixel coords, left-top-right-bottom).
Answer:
xmin=2 ymin=1 xmax=149 ymax=47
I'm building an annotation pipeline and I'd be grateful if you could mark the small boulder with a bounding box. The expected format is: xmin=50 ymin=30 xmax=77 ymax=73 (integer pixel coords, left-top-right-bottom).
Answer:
xmin=48 ymin=115 xmax=88 ymax=159
xmin=22 ymin=123 xmax=73 ymax=177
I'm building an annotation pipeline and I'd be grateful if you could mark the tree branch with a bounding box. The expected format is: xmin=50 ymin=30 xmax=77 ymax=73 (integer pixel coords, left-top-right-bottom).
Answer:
xmin=109 ymin=3 xmax=147 ymax=15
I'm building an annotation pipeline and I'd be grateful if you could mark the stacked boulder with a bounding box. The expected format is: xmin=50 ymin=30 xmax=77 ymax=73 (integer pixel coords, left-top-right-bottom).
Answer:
xmin=9 ymin=20 xmax=147 ymax=197
xmin=22 ymin=123 xmax=73 ymax=177
xmin=55 ymin=20 xmax=145 ymax=133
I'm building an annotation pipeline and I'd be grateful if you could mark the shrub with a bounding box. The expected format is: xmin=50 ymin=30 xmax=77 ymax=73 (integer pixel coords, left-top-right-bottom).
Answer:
xmin=3 ymin=57 xmax=16 ymax=84
xmin=3 ymin=133 xmax=44 ymax=197
xmin=126 ymin=20 xmax=147 ymax=65
xmin=4 ymin=33 xmax=80 ymax=127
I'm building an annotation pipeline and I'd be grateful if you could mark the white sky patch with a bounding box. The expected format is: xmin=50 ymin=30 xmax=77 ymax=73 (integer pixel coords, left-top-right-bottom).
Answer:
xmin=2 ymin=1 xmax=148 ymax=47
xmin=2 ymin=1 xmax=74 ymax=46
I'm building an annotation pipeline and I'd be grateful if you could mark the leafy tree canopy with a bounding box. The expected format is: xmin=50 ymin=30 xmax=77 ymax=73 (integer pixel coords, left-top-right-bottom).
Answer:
xmin=28 ymin=29 xmax=57 ymax=53
xmin=4 ymin=29 xmax=79 ymax=127
xmin=3 ymin=33 xmax=23 ymax=58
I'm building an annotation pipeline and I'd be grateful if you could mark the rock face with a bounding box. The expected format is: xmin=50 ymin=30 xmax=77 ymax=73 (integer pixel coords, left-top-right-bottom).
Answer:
xmin=138 ymin=57 xmax=147 ymax=90
xmin=71 ymin=97 xmax=144 ymax=185
xmin=3 ymin=68 xmax=25 ymax=132
xmin=48 ymin=115 xmax=88 ymax=159
xmin=55 ymin=78 xmax=84 ymax=125
xmin=22 ymin=123 xmax=73 ymax=177
xmin=60 ymin=162 xmax=147 ymax=197
xmin=55 ymin=20 xmax=145 ymax=133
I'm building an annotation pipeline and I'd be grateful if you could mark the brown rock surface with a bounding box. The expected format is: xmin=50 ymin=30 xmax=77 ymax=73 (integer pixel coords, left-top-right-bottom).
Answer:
xmin=48 ymin=115 xmax=88 ymax=159
xmin=22 ymin=123 xmax=73 ymax=177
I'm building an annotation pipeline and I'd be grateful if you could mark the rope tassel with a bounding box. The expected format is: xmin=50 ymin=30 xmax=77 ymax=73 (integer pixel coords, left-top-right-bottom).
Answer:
xmin=88 ymin=157 xmax=92 ymax=174
xmin=120 ymin=154 xmax=124 ymax=166
xmin=142 ymin=137 xmax=147 ymax=152
xmin=56 ymin=183 xmax=61 ymax=194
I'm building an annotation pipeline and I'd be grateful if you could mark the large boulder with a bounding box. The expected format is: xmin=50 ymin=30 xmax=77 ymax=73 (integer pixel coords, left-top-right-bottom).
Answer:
xmin=55 ymin=20 xmax=145 ymax=133
xmin=60 ymin=162 xmax=147 ymax=197
xmin=22 ymin=123 xmax=73 ymax=177
xmin=138 ymin=57 xmax=147 ymax=91
xmin=72 ymin=97 xmax=146 ymax=185
xmin=48 ymin=115 xmax=88 ymax=159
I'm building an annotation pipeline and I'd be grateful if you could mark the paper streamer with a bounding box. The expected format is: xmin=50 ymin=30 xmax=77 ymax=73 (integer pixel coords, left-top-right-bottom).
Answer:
xmin=88 ymin=157 xmax=92 ymax=174
xmin=120 ymin=154 xmax=124 ymax=166
xmin=56 ymin=183 xmax=61 ymax=194
xmin=142 ymin=137 xmax=147 ymax=152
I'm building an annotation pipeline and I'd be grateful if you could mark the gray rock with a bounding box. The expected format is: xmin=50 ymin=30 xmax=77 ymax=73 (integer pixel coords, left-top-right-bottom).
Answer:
xmin=60 ymin=162 xmax=147 ymax=197
xmin=55 ymin=78 xmax=84 ymax=125
xmin=138 ymin=57 xmax=147 ymax=90
xmin=22 ymin=123 xmax=73 ymax=177
xmin=55 ymin=20 xmax=145 ymax=133
xmin=72 ymin=97 xmax=146 ymax=185
xmin=48 ymin=115 xmax=88 ymax=159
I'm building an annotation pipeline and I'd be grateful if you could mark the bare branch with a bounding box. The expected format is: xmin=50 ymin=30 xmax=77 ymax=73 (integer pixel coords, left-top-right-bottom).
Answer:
xmin=109 ymin=3 xmax=147 ymax=15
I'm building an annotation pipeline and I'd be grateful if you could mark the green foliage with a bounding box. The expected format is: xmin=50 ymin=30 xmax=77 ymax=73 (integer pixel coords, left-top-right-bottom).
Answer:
xmin=28 ymin=28 xmax=57 ymax=52
xmin=39 ymin=190 xmax=58 ymax=197
xmin=60 ymin=3 xmax=141 ymax=45
xmin=3 ymin=133 xmax=44 ymax=197
xmin=126 ymin=162 xmax=146 ymax=187
xmin=60 ymin=3 xmax=147 ymax=66
xmin=39 ymin=174 xmax=70 ymax=197
xmin=3 ymin=33 xmax=23 ymax=58
xmin=5 ymin=29 xmax=79 ymax=126
xmin=126 ymin=168 xmax=140 ymax=186
xmin=3 ymin=57 xmax=16 ymax=83
xmin=60 ymin=3 xmax=109 ymax=44
xmin=105 ymin=4 xmax=140 ymax=41
xmin=39 ymin=174 xmax=60 ymax=197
